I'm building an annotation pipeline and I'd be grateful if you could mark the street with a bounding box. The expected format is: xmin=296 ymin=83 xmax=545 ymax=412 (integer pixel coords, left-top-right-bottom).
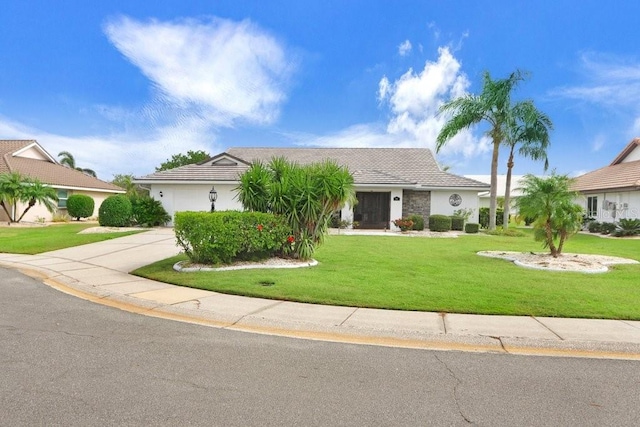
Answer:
xmin=1 ymin=267 xmax=639 ymax=426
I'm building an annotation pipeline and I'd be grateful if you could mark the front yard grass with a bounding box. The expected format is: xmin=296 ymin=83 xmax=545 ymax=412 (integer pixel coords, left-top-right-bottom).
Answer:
xmin=0 ymin=223 xmax=144 ymax=254
xmin=132 ymin=231 xmax=640 ymax=320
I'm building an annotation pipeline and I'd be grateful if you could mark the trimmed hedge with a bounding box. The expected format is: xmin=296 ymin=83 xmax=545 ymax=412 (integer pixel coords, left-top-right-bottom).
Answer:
xmin=131 ymin=196 xmax=171 ymax=227
xmin=479 ymin=207 xmax=504 ymax=229
xmin=98 ymin=195 xmax=132 ymax=227
xmin=66 ymin=194 xmax=94 ymax=220
xmin=464 ymin=223 xmax=480 ymax=233
xmin=174 ymin=211 xmax=291 ymax=265
xmin=429 ymin=214 xmax=452 ymax=232
xmin=408 ymin=214 xmax=425 ymax=231
xmin=450 ymin=216 xmax=464 ymax=231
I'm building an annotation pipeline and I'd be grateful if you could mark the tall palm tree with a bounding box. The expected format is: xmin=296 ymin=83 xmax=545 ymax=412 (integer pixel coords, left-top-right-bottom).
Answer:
xmin=502 ymin=100 xmax=553 ymax=229
xmin=436 ymin=70 xmax=526 ymax=230
xmin=16 ymin=180 xmax=58 ymax=222
xmin=58 ymin=151 xmax=97 ymax=177
xmin=516 ymin=173 xmax=583 ymax=257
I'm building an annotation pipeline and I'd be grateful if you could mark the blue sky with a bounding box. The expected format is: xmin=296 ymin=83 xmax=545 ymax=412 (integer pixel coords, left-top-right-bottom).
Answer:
xmin=1 ymin=1 xmax=639 ymax=180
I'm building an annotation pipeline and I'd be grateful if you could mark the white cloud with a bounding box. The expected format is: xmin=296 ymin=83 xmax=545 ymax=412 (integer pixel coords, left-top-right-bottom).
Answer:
xmin=398 ymin=40 xmax=412 ymax=56
xmin=591 ymin=134 xmax=606 ymax=152
xmin=293 ymin=46 xmax=491 ymax=162
xmin=104 ymin=15 xmax=295 ymax=127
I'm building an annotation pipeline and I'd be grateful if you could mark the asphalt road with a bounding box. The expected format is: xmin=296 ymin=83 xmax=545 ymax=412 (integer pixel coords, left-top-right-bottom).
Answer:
xmin=1 ymin=267 xmax=639 ymax=426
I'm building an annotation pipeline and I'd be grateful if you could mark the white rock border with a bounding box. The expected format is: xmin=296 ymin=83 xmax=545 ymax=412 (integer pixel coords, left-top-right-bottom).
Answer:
xmin=477 ymin=251 xmax=638 ymax=274
xmin=174 ymin=258 xmax=318 ymax=272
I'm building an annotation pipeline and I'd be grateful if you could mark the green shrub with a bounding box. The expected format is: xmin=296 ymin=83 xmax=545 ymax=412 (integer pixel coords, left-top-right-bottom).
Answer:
xmin=600 ymin=222 xmax=617 ymax=235
xmin=174 ymin=211 xmax=291 ymax=265
xmin=66 ymin=194 xmax=94 ymax=220
xmin=614 ymin=218 xmax=640 ymax=237
xmin=131 ymin=195 xmax=171 ymax=227
xmin=98 ymin=195 xmax=132 ymax=227
xmin=408 ymin=214 xmax=424 ymax=231
xmin=450 ymin=216 xmax=464 ymax=231
xmin=464 ymin=223 xmax=479 ymax=233
xmin=478 ymin=207 xmax=504 ymax=229
xmin=429 ymin=214 xmax=452 ymax=232
xmin=484 ymin=228 xmax=526 ymax=237
xmin=587 ymin=221 xmax=602 ymax=233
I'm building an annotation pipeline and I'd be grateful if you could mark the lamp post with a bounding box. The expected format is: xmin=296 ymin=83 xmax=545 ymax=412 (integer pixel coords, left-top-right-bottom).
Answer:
xmin=209 ymin=186 xmax=218 ymax=212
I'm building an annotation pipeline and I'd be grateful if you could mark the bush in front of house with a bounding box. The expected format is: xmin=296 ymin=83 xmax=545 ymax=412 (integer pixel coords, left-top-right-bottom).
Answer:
xmin=613 ymin=218 xmax=640 ymax=237
xmin=393 ymin=218 xmax=414 ymax=231
xmin=98 ymin=195 xmax=132 ymax=227
xmin=478 ymin=207 xmax=504 ymax=229
xmin=600 ymin=222 xmax=617 ymax=235
xmin=130 ymin=195 xmax=171 ymax=227
xmin=66 ymin=194 xmax=94 ymax=221
xmin=174 ymin=211 xmax=292 ymax=265
xmin=587 ymin=221 xmax=602 ymax=233
xmin=464 ymin=223 xmax=480 ymax=234
xmin=408 ymin=214 xmax=424 ymax=231
xmin=450 ymin=216 xmax=464 ymax=231
xmin=429 ymin=214 xmax=452 ymax=232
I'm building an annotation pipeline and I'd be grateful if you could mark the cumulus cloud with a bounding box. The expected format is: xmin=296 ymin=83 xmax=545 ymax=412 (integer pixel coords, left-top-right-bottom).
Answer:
xmin=398 ymin=40 xmax=412 ymax=56
xmin=295 ymin=46 xmax=491 ymax=163
xmin=104 ymin=15 xmax=295 ymax=127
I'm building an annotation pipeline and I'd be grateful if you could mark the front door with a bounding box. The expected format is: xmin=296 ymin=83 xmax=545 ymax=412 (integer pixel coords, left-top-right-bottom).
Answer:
xmin=354 ymin=192 xmax=390 ymax=229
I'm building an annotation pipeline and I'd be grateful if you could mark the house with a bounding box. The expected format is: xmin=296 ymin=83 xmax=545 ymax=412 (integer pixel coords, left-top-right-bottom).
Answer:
xmin=0 ymin=140 xmax=125 ymax=222
xmin=464 ymin=174 xmax=531 ymax=214
xmin=572 ymin=137 xmax=640 ymax=223
xmin=135 ymin=147 xmax=489 ymax=229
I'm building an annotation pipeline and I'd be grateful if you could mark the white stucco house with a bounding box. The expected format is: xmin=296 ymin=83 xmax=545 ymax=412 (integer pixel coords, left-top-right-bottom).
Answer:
xmin=135 ymin=147 xmax=489 ymax=230
xmin=0 ymin=140 xmax=125 ymax=223
xmin=572 ymin=137 xmax=640 ymax=223
xmin=464 ymin=174 xmax=531 ymax=215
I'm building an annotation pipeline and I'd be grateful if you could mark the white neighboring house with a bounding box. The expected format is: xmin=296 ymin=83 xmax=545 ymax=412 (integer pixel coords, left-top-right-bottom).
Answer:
xmin=572 ymin=137 xmax=640 ymax=223
xmin=135 ymin=147 xmax=489 ymax=229
xmin=464 ymin=174 xmax=531 ymax=215
xmin=0 ymin=140 xmax=125 ymax=222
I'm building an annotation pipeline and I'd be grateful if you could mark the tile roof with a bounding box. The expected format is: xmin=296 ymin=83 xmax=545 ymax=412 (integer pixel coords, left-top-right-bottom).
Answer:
xmin=572 ymin=138 xmax=640 ymax=192
xmin=137 ymin=147 xmax=489 ymax=189
xmin=1 ymin=140 xmax=125 ymax=192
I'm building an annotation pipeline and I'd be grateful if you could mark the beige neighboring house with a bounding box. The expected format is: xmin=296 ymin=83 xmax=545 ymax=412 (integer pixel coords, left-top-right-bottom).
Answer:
xmin=135 ymin=147 xmax=489 ymax=229
xmin=0 ymin=140 xmax=125 ymax=223
xmin=463 ymin=174 xmax=531 ymax=215
xmin=572 ymin=137 xmax=640 ymax=223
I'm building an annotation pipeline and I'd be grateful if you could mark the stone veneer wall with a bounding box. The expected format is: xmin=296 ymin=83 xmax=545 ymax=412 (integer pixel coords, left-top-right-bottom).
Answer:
xmin=402 ymin=190 xmax=431 ymax=221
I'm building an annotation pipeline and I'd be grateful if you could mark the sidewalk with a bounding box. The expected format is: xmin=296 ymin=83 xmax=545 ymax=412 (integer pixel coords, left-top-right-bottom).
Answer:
xmin=1 ymin=228 xmax=639 ymax=360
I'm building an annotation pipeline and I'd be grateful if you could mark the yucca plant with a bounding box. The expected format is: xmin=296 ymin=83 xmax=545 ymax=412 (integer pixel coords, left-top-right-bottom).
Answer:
xmin=614 ymin=218 xmax=640 ymax=237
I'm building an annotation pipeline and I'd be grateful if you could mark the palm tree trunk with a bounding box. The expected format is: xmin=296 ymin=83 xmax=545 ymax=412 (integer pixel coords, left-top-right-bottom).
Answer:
xmin=545 ymin=221 xmax=558 ymax=257
xmin=489 ymin=141 xmax=500 ymax=230
xmin=503 ymin=147 xmax=515 ymax=230
xmin=16 ymin=199 xmax=36 ymax=223
xmin=0 ymin=201 xmax=14 ymax=223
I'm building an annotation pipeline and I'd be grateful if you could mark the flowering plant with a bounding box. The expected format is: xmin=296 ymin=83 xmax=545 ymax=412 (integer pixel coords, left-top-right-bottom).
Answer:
xmin=393 ymin=218 xmax=414 ymax=232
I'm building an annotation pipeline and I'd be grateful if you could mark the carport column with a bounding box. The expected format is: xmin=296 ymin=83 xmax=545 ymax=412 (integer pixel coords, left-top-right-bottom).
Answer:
xmin=389 ymin=189 xmax=403 ymax=230
xmin=340 ymin=203 xmax=354 ymax=228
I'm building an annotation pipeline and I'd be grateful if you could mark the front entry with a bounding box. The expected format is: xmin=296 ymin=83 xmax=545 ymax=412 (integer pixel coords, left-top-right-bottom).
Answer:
xmin=354 ymin=192 xmax=390 ymax=229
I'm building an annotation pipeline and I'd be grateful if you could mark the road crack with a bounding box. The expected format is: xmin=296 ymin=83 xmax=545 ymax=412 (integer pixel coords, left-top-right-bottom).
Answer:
xmin=434 ymin=353 xmax=473 ymax=424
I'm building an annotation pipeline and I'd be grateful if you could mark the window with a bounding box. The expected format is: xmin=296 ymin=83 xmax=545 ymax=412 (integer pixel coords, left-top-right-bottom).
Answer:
xmin=587 ymin=196 xmax=597 ymax=217
xmin=57 ymin=190 xmax=68 ymax=208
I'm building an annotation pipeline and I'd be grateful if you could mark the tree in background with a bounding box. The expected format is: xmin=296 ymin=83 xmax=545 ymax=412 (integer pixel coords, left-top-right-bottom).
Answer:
xmin=58 ymin=151 xmax=97 ymax=177
xmin=437 ymin=70 xmax=526 ymax=230
xmin=155 ymin=150 xmax=210 ymax=172
xmin=502 ymin=100 xmax=553 ymax=229
xmin=0 ymin=172 xmax=58 ymax=223
xmin=236 ymin=157 xmax=355 ymax=260
xmin=516 ymin=173 xmax=583 ymax=257
xmin=112 ymin=174 xmax=148 ymax=197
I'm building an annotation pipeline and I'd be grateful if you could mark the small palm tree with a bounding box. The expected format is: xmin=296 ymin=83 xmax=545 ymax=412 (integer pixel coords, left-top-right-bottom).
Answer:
xmin=16 ymin=180 xmax=58 ymax=222
xmin=58 ymin=151 xmax=97 ymax=177
xmin=0 ymin=172 xmax=58 ymax=223
xmin=516 ymin=173 xmax=583 ymax=257
xmin=0 ymin=172 xmax=24 ymax=222
xmin=502 ymin=100 xmax=553 ymax=229
xmin=437 ymin=70 xmax=526 ymax=230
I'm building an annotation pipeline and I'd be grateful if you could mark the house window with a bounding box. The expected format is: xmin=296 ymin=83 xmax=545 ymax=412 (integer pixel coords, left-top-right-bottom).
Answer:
xmin=587 ymin=196 xmax=597 ymax=217
xmin=57 ymin=190 xmax=68 ymax=209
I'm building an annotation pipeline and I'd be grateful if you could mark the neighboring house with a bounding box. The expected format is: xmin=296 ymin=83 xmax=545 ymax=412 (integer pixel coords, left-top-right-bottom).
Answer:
xmin=464 ymin=174 xmax=530 ymax=215
xmin=135 ymin=147 xmax=489 ymax=229
xmin=0 ymin=140 xmax=125 ymax=222
xmin=572 ymin=137 xmax=640 ymax=223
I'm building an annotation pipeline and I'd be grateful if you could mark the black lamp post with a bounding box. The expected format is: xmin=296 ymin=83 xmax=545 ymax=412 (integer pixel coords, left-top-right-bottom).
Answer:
xmin=209 ymin=186 xmax=218 ymax=212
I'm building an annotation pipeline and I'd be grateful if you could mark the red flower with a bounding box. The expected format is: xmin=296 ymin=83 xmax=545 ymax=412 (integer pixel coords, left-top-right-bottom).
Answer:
xmin=257 ymin=224 xmax=263 ymax=231
xmin=287 ymin=235 xmax=295 ymax=243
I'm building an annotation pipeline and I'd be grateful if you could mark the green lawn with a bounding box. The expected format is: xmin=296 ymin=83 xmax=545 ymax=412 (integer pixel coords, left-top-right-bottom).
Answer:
xmin=0 ymin=223 xmax=144 ymax=254
xmin=132 ymin=231 xmax=640 ymax=320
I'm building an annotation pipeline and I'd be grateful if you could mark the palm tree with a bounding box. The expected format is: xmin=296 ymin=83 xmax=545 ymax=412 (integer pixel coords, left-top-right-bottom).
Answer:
xmin=0 ymin=172 xmax=24 ymax=222
xmin=0 ymin=172 xmax=58 ymax=223
xmin=16 ymin=180 xmax=58 ymax=222
xmin=436 ymin=70 xmax=526 ymax=230
xmin=502 ymin=101 xmax=553 ymax=229
xmin=515 ymin=173 xmax=583 ymax=257
xmin=58 ymin=151 xmax=97 ymax=177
